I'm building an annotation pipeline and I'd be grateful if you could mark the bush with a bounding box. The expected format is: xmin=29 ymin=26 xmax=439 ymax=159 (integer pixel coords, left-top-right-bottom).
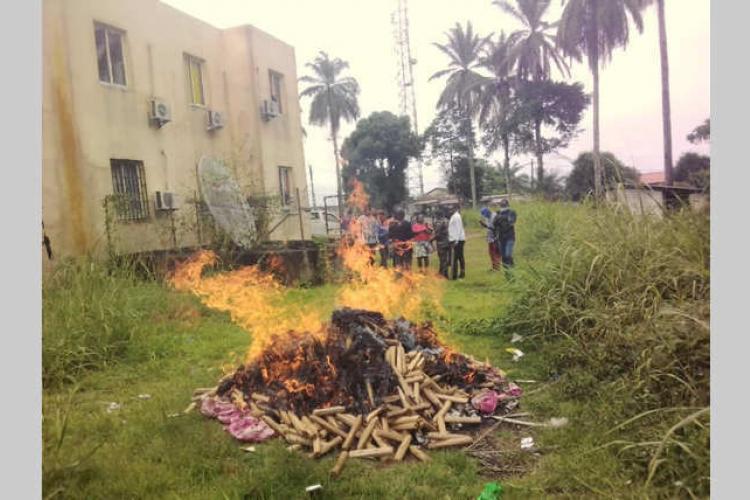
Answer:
xmin=42 ymin=258 xmax=168 ymax=388
xmin=498 ymin=204 xmax=709 ymax=495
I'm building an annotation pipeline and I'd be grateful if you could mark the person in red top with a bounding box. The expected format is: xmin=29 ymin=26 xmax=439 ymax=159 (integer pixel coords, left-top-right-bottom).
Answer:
xmin=411 ymin=213 xmax=433 ymax=271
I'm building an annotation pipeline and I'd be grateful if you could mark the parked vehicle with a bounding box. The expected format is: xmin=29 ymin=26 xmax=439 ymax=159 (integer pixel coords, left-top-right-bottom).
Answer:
xmin=309 ymin=210 xmax=342 ymax=238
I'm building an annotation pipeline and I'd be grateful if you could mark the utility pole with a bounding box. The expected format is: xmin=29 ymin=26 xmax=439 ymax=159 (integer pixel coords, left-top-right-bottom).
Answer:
xmin=308 ymin=164 xmax=317 ymax=209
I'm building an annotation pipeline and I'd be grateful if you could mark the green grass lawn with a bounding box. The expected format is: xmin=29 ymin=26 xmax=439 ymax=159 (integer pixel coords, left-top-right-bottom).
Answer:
xmin=43 ymin=202 xmax=709 ymax=499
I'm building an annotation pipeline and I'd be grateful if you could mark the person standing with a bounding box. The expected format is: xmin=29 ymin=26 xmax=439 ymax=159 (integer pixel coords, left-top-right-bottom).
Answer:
xmin=388 ymin=208 xmax=414 ymax=270
xmin=376 ymin=211 xmax=390 ymax=267
xmin=433 ymin=209 xmax=451 ymax=278
xmin=359 ymin=208 xmax=379 ymax=264
xmin=411 ymin=214 xmax=433 ymax=272
xmin=479 ymin=207 xmax=501 ymax=271
xmin=493 ymin=198 xmax=517 ymax=274
xmin=448 ymin=205 xmax=466 ymax=279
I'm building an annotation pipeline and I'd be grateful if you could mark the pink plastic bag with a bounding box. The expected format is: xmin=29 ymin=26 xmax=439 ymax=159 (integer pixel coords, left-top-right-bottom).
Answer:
xmin=471 ymin=390 xmax=499 ymax=414
xmin=506 ymin=382 xmax=523 ymax=397
xmin=226 ymin=415 xmax=275 ymax=442
xmin=200 ymin=397 xmax=235 ymax=418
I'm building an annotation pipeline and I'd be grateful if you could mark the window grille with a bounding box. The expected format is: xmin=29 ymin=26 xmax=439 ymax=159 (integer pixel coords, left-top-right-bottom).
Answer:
xmin=110 ymin=159 xmax=149 ymax=221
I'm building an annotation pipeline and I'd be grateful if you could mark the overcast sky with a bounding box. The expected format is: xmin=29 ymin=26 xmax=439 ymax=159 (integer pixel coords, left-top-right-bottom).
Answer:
xmin=163 ymin=0 xmax=710 ymax=202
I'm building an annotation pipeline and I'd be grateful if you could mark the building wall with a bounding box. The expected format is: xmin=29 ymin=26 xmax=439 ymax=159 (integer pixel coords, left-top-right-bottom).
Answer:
xmin=42 ymin=0 xmax=310 ymax=260
xmin=607 ymin=187 xmax=665 ymax=217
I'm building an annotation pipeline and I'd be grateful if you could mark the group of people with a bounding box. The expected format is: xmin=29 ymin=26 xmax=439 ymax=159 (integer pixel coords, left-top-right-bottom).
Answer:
xmin=479 ymin=198 xmax=517 ymax=275
xmin=341 ymin=198 xmax=517 ymax=280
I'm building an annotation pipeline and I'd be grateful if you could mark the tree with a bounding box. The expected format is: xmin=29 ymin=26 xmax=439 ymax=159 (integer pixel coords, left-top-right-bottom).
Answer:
xmin=474 ymin=32 xmax=524 ymax=195
xmin=536 ymin=170 xmax=566 ymax=200
xmin=674 ymin=152 xmax=710 ymax=191
xmin=299 ymin=51 xmax=360 ymax=218
xmin=446 ymin=157 xmax=489 ymax=202
xmin=430 ymin=21 xmax=490 ymax=209
xmin=484 ymin=162 xmax=531 ymax=194
xmin=557 ymin=0 xmax=645 ymax=199
xmin=341 ymin=111 xmax=421 ymax=210
xmin=494 ymin=0 xmax=570 ymax=182
xmin=687 ymin=118 xmax=710 ymax=144
xmin=423 ymin=105 xmax=471 ymax=175
xmin=514 ymin=80 xmax=589 ymax=180
xmin=565 ymin=151 xmax=639 ymax=201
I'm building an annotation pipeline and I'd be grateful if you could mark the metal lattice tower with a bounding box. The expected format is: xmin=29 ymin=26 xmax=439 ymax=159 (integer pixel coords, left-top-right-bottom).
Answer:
xmin=391 ymin=0 xmax=423 ymax=195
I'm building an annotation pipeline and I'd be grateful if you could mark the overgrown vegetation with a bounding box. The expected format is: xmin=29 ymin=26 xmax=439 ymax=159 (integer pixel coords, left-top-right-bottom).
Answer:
xmin=468 ymin=202 xmax=710 ymax=497
xmin=42 ymin=201 xmax=709 ymax=498
xmin=43 ymin=260 xmax=157 ymax=388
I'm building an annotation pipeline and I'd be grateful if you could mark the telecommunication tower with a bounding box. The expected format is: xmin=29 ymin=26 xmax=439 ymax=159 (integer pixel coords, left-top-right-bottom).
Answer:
xmin=391 ymin=0 xmax=424 ymax=195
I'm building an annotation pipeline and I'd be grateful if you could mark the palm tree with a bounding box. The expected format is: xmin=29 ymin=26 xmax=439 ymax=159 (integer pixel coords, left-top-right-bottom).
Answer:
xmin=299 ymin=51 xmax=360 ymax=218
xmin=430 ymin=21 xmax=490 ymax=209
xmin=494 ymin=0 xmax=569 ymax=185
xmin=557 ymin=0 xmax=644 ymax=199
xmin=474 ymin=32 xmax=516 ymax=196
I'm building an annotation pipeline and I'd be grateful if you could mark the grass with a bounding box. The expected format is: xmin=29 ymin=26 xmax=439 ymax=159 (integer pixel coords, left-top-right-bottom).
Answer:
xmin=42 ymin=200 xmax=709 ymax=499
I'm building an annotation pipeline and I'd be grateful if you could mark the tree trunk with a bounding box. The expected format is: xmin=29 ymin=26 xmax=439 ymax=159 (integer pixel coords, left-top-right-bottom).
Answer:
xmin=502 ymin=134 xmax=511 ymax=198
xmin=534 ymin=117 xmax=544 ymax=185
xmin=592 ymin=57 xmax=603 ymax=201
xmin=466 ymin=114 xmax=477 ymax=209
xmin=657 ymin=0 xmax=674 ymax=185
xmin=327 ymin=86 xmax=344 ymax=219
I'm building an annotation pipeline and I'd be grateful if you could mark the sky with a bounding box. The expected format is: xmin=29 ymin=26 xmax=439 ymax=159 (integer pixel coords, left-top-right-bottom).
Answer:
xmin=162 ymin=0 xmax=710 ymax=203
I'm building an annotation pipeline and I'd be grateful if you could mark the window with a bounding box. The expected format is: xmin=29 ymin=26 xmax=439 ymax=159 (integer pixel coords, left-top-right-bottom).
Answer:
xmin=110 ymin=159 xmax=149 ymax=221
xmin=278 ymin=166 xmax=293 ymax=206
xmin=94 ymin=23 xmax=127 ymax=86
xmin=269 ymin=70 xmax=283 ymax=113
xmin=185 ymin=54 xmax=205 ymax=105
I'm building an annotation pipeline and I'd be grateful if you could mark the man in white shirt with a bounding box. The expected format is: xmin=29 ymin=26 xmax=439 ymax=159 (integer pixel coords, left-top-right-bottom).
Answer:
xmin=448 ymin=205 xmax=466 ymax=279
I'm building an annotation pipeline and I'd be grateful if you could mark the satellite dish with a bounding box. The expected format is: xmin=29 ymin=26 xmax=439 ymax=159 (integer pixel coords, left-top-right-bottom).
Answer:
xmin=197 ymin=155 xmax=256 ymax=248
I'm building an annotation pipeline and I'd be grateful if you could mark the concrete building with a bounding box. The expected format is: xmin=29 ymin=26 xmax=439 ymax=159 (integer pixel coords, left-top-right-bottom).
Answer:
xmin=43 ymin=0 xmax=311 ymax=261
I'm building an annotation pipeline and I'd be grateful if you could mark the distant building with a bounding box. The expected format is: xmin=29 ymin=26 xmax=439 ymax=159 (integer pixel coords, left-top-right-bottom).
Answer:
xmin=607 ymin=171 xmax=707 ymax=216
xmin=43 ymin=0 xmax=310 ymax=260
xmin=408 ymin=187 xmax=459 ymax=215
xmin=638 ymin=171 xmax=666 ymax=186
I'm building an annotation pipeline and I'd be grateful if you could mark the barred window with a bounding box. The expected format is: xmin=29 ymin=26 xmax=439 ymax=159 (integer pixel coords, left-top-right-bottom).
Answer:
xmin=110 ymin=159 xmax=149 ymax=221
xmin=94 ymin=23 xmax=127 ymax=86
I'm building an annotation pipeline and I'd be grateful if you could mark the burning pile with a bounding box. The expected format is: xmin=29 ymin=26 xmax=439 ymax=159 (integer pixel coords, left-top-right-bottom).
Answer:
xmin=193 ymin=308 xmax=522 ymax=475
xmin=178 ymin=179 xmax=521 ymax=475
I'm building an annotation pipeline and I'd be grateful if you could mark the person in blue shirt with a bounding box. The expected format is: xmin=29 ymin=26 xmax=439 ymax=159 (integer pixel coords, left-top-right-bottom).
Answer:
xmin=492 ymin=198 xmax=517 ymax=273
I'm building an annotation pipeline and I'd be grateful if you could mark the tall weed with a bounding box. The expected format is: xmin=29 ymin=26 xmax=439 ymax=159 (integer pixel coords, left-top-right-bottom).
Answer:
xmin=42 ymin=258 xmax=167 ymax=388
xmin=498 ymin=204 xmax=710 ymax=495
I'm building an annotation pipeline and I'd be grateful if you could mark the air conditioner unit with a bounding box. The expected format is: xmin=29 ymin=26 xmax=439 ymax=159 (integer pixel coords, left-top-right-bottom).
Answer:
xmin=155 ymin=191 xmax=180 ymax=211
xmin=149 ymin=98 xmax=171 ymax=127
xmin=207 ymin=110 xmax=224 ymax=131
xmin=261 ymin=99 xmax=280 ymax=121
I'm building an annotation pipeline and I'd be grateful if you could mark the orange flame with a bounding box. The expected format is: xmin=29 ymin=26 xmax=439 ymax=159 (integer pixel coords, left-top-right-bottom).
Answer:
xmin=169 ymin=250 xmax=323 ymax=361
xmin=336 ymin=180 xmax=443 ymax=320
xmin=347 ymin=179 xmax=369 ymax=213
xmin=169 ymin=179 xmax=445 ymax=364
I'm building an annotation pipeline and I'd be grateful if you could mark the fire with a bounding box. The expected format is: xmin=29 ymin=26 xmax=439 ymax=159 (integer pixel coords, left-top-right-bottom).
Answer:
xmin=347 ymin=179 xmax=369 ymax=213
xmin=169 ymin=250 xmax=324 ymax=361
xmin=169 ymin=179 xmax=444 ymax=364
xmin=336 ymin=180 xmax=443 ymax=321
